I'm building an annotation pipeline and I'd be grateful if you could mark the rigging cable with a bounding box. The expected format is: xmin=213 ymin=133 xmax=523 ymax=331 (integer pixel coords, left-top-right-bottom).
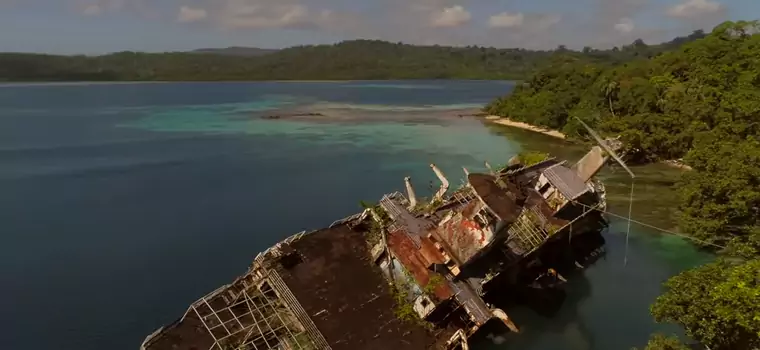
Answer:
xmin=624 ymin=179 xmax=635 ymax=266
xmin=572 ymin=199 xmax=727 ymax=250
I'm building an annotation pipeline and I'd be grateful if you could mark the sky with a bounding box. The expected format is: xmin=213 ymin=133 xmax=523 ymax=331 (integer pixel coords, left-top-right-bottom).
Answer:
xmin=0 ymin=0 xmax=757 ymax=54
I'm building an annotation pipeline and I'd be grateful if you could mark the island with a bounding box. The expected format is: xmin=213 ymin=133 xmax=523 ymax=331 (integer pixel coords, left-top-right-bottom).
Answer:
xmin=484 ymin=20 xmax=760 ymax=350
xmin=1 ymin=33 xmax=705 ymax=82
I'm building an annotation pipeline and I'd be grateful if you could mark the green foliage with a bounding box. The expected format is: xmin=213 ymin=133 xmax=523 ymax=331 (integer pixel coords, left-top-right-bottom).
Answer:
xmin=390 ymin=284 xmax=418 ymax=323
xmin=375 ymin=205 xmax=391 ymax=225
xmin=650 ymin=259 xmax=760 ymax=350
xmin=486 ymin=23 xmax=756 ymax=163
xmin=423 ymin=274 xmax=445 ymax=296
xmin=360 ymin=200 xmax=391 ymax=246
xmin=0 ymin=34 xmax=707 ymax=82
xmin=518 ymin=151 xmax=550 ymax=166
xmin=489 ymin=19 xmax=760 ymax=251
xmin=413 ymin=198 xmax=443 ymax=214
xmin=677 ymin=135 xmax=760 ymax=254
xmin=365 ymin=223 xmax=382 ymax=247
xmin=637 ymin=334 xmax=691 ymax=350
xmin=487 ymin=21 xmax=760 ymax=350
xmin=486 ymin=57 xmax=607 ymax=130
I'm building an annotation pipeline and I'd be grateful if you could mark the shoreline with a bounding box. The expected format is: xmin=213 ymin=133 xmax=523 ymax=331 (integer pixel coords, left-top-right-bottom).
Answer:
xmin=662 ymin=159 xmax=693 ymax=171
xmin=484 ymin=115 xmax=567 ymax=139
xmin=483 ymin=115 xmax=693 ymax=170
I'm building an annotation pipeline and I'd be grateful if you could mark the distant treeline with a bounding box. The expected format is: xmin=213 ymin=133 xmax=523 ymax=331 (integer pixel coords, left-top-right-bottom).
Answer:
xmin=487 ymin=21 xmax=760 ymax=350
xmin=0 ymin=32 xmax=706 ymax=82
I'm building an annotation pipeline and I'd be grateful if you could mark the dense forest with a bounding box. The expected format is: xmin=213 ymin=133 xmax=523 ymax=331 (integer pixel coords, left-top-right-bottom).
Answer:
xmin=486 ymin=20 xmax=760 ymax=350
xmin=0 ymin=32 xmax=705 ymax=82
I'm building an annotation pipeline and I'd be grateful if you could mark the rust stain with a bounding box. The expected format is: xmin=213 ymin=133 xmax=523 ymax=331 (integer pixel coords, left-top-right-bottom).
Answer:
xmin=433 ymin=214 xmax=489 ymax=266
xmin=387 ymin=229 xmax=453 ymax=301
xmin=418 ymin=237 xmax=446 ymax=266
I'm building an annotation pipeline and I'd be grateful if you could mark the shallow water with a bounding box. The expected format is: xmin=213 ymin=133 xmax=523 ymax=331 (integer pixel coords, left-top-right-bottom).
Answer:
xmin=0 ymin=81 xmax=708 ymax=350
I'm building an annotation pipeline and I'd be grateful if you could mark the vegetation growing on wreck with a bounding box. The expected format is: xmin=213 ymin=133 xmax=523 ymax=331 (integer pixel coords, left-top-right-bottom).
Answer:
xmin=391 ymin=285 xmax=419 ymax=323
xmin=517 ymin=151 xmax=550 ymax=167
xmin=357 ymin=199 xmax=438 ymax=328
xmin=413 ymin=198 xmax=444 ymax=215
xmin=489 ymin=20 xmax=760 ymax=349
xmin=360 ymin=200 xmax=392 ymax=246
xmin=391 ymin=269 xmax=427 ymax=326
xmin=423 ymin=274 xmax=446 ymax=296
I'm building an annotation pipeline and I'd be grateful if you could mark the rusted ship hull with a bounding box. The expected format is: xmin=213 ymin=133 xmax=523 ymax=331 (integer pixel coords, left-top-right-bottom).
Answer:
xmin=142 ymin=147 xmax=612 ymax=350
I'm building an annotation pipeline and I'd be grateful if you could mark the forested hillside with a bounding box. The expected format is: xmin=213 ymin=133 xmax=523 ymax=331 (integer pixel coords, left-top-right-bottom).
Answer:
xmin=0 ymin=32 xmax=704 ymax=82
xmin=487 ymin=20 xmax=760 ymax=350
xmin=190 ymin=47 xmax=278 ymax=56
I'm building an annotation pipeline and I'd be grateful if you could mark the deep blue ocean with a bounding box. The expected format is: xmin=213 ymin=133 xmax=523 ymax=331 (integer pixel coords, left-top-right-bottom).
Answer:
xmin=0 ymin=81 xmax=707 ymax=350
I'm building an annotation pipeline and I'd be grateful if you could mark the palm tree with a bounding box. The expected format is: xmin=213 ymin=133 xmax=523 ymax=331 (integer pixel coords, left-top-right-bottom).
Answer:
xmin=603 ymin=80 xmax=619 ymax=118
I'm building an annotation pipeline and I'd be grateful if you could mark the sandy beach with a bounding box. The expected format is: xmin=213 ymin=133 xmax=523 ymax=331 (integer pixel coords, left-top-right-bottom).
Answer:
xmin=483 ymin=115 xmax=694 ymax=170
xmin=484 ymin=115 xmax=567 ymax=139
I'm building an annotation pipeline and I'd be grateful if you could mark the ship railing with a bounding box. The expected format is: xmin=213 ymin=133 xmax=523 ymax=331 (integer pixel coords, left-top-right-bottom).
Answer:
xmin=185 ymin=275 xmax=326 ymax=350
xmin=329 ymin=210 xmax=366 ymax=228
xmin=141 ymin=288 xmax=236 ymax=350
xmin=255 ymin=230 xmax=312 ymax=264
xmin=267 ymin=270 xmax=332 ymax=350
xmin=380 ymin=194 xmax=405 ymax=219
xmin=451 ymin=190 xmax=474 ymax=205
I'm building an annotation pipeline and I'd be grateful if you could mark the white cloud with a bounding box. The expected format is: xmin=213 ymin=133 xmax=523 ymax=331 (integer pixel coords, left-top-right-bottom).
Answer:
xmin=82 ymin=4 xmax=101 ymax=15
xmin=488 ymin=12 xmax=524 ymax=28
xmin=614 ymin=17 xmax=635 ymax=33
xmin=666 ymin=0 xmax=724 ymax=18
xmin=430 ymin=5 xmax=471 ymax=28
xmin=77 ymin=0 xmax=127 ymax=16
xmin=217 ymin=1 xmax=344 ymax=29
xmin=177 ymin=6 xmax=207 ymax=23
xmin=64 ymin=0 xmax=727 ymax=52
xmin=488 ymin=12 xmax=560 ymax=31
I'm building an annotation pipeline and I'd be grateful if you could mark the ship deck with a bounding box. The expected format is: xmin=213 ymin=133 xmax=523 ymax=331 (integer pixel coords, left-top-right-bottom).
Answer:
xmin=274 ymin=224 xmax=438 ymax=350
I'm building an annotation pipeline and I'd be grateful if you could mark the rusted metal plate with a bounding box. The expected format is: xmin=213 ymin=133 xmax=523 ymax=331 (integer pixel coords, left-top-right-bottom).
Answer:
xmin=387 ymin=229 xmax=454 ymax=301
xmin=418 ymin=237 xmax=445 ymax=266
xmin=432 ymin=213 xmax=489 ymax=266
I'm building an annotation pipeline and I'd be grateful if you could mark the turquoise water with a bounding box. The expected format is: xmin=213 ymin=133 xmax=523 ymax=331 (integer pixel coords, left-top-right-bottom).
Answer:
xmin=0 ymin=81 xmax=708 ymax=350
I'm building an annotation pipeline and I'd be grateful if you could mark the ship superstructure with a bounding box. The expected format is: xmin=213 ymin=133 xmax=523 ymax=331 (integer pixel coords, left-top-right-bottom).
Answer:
xmin=141 ymin=146 xmax=612 ymax=350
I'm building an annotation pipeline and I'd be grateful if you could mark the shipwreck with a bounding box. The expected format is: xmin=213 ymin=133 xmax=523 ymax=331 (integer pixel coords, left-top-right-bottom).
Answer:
xmin=140 ymin=145 xmax=613 ymax=350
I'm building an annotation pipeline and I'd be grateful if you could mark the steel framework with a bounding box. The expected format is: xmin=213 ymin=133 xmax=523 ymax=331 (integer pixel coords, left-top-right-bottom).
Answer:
xmin=188 ymin=278 xmax=316 ymax=350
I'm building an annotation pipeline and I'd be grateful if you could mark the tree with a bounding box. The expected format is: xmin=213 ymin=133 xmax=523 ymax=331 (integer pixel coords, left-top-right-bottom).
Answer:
xmin=486 ymin=21 xmax=760 ymax=349
xmin=632 ymin=38 xmax=647 ymax=48
xmin=640 ymin=334 xmax=690 ymax=350
xmin=677 ymin=136 xmax=760 ymax=254
xmin=650 ymin=259 xmax=760 ymax=350
xmin=602 ymin=79 xmax=619 ymax=118
xmin=486 ymin=20 xmax=760 ymax=164
xmin=0 ymin=32 xmax=713 ymax=82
